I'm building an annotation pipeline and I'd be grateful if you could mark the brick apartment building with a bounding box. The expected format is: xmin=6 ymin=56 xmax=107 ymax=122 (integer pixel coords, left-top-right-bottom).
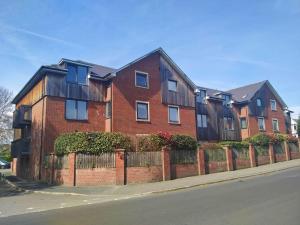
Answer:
xmin=196 ymin=80 xmax=292 ymax=141
xmin=11 ymin=48 xmax=197 ymax=180
xmin=11 ymin=47 xmax=292 ymax=180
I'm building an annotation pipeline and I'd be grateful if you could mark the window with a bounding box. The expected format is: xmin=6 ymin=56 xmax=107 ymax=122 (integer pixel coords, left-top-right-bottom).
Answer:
xmin=136 ymin=101 xmax=149 ymax=121
xmin=222 ymin=94 xmax=231 ymax=106
xmin=271 ymin=99 xmax=277 ymax=111
xmin=135 ymin=71 xmax=149 ymax=88
xmin=168 ymin=80 xmax=177 ymax=92
xmin=168 ymin=106 xmax=180 ymax=124
xmin=65 ymin=100 xmax=87 ymax=120
xmin=197 ymin=114 xmax=207 ymax=128
xmin=272 ymin=118 xmax=279 ymax=131
xmin=257 ymin=98 xmax=262 ymax=107
xmin=196 ymin=90 xmax=207 ymax=104
xmin=240 ymin=117 xmax=247 ymax=129
xmin=224 ymin=117 xmax=234 ymax=130
xmin=66 ymin=64 xmax=88 ymax=85
xmin=105 ymin=101 xmax=112 ymax=118
xmin=258 ymin=117 xmax=265 ymax=130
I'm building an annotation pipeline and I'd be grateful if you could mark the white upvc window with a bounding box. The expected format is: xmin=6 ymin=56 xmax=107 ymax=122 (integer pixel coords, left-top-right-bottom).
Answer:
xmin=136 ymin=101 xmax=150 ymax=122
xmin=168 ymin=105 xmax=180 ymax=124
xmin=270 ymin=99 xmax=277 ymax=111
xmin=258 ymin=117 xmax=266 ymax=131
xmin=135 ymin=71 xmax=149 ymax=88
xmin=197 ymin=114 xmax=208 ymax=128
xmin=272 ymin=118 xmax=279 ymax=131
xmin=168 ymin=80 xmax=177 ymax=92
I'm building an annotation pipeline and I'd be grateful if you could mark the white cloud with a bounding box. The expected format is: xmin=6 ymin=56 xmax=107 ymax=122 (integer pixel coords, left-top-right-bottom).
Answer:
xmin=0 ymin=23 xmax=81 ymax=48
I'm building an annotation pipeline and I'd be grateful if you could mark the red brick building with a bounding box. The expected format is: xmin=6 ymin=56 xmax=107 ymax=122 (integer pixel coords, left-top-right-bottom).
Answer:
xmin=11 ymin=48 xmax=197 ymax=180
xmin=196 ymin=80 xmax=292 ymax=141
xmin=11 ymin=48 xmax=292 ymax=181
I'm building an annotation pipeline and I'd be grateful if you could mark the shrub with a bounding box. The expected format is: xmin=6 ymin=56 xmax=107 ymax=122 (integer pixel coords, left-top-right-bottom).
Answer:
xmin=137 ymin=134 xmax=165 ymax=152
xmin=170 ymin=134 xmax=198 ymax=151
xmin=137 ymin=132 xmax=197 ymax=151
xmin=201 ymin=142 xmax=223 ymax=151
xmin=219 ymin=141 xmax=249 ymax=150
xmin=286 ymin=135 xmax=298 ymax=143
xmin=54 ymin=132 xmax=133 ymax=155
xmin=248 ymin=133 xmax=271 ymax=146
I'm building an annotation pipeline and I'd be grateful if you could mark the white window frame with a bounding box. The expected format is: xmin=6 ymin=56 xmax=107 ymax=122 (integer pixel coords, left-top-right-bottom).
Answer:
xmin=168 ymin=79 xmax=178 ymax=92
xmin=197 ymin=114 xmax=208 ymax=128
xmin=272 ymin=118 xmax=279 ymax=131
xmin=240 ymin=117 xmax=247 ymax=129
xmin=136 ymin=101 xmax=150 ymax=122
xmin=257 ymin=98 xmax=262 ymax=107
xmin=168 ymin=105 xmax=180 ymax=124
xmin=135 ymin=70 xmax=149 ymax=89
xmin=258 ymin=117 xmax=266 ymax=131
xmin=270 ymin=99 xmax=277 ymax=111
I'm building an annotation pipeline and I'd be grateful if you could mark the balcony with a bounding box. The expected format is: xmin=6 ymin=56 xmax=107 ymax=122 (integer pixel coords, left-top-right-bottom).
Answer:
xmin=11 ymin=137 xmax=31 ymax=158
xmin=13 ymin=105 xmax=32 ymax=128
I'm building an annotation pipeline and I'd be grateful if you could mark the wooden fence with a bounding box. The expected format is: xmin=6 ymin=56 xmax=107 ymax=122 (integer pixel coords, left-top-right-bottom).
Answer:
xmin=126 ymin=151 xmax=161 ymax=167
xmin=170 ymin=150 xmax=197 ymax=164
xmin=76 ymin=153 xmax=115 ymax=169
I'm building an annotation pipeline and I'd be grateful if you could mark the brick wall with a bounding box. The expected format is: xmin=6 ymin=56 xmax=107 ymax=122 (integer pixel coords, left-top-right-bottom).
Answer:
xmin=112 ymin=52 xmax=196 ymax=138
xmin=126 ymin=166 xmax=163 ymax=184
xmin=171 ymin=164 xmax=198 ymax=179
xmin=76 ymin=168 xmax=116 ymax=186
xmin=43 ymin=96 xmax=106 ymax=155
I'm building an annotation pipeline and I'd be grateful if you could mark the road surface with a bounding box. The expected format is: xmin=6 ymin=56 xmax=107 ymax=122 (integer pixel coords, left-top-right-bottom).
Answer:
xmin=1 ymin=167 xmax=300 ymax=225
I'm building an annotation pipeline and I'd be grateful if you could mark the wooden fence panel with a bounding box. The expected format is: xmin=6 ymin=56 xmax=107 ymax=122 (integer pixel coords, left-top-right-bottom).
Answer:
xmin=170 ymin=150 xmax=197 ymax=164
xmin=126 ymin=151 xmax=162 ymax=167
xmin=55 ymin=155 xmax=69 ymax=169
xmin=232 ymin=148 xmax=250 ymax=170
xmin=76 ymin=153 xmax=115 ymax=169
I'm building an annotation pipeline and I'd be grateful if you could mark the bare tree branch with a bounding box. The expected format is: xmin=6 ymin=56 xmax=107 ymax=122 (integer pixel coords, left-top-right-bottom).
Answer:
xmin=0 ymin=86 xmax=13 ymax=144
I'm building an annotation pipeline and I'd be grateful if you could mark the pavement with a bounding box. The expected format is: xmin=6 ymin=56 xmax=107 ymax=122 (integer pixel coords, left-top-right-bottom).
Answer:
xmin=0 ymin=159 xmax=300 ymax=218
xmin=1 ymin=164 xmax=300 ymax=225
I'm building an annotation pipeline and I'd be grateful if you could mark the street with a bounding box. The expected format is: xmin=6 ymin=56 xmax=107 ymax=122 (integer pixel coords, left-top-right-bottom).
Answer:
xmin=1 ymin=167 xmax=299 ymax=225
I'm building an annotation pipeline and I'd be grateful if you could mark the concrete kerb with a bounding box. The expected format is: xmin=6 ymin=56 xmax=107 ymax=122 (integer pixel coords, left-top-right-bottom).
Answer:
xmin=2 ymin=160 xmax=300 ymax=197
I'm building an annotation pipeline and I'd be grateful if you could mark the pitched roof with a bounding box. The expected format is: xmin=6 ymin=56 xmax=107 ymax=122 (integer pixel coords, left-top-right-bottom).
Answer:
xmin=226 ymin=80 xmax=266 ymax=102
xmin=12 ymin=65 xmax=67 ymax=104
xmin=116 ymin=47 xmax=196 ymax=89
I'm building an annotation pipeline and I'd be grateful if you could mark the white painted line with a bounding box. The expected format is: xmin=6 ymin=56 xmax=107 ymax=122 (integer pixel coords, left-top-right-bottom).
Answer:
xmin=26 ymin=207 xmax=34 ymax=210
xmin=83 ymin=200 xmax=88 ymax=202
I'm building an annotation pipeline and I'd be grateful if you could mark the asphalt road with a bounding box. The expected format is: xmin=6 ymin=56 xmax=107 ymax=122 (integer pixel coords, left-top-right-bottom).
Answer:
xmin=1 ymin=167 xmax=300 ymax=225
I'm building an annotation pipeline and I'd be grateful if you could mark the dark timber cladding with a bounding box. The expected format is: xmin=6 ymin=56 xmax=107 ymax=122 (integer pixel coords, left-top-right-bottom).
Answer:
xmin=160 ymin=56 xmax=195 ymax=107
xmin=45 ymin=73 xmax=105 ymax=102
xmin=196 ymin=100 xmax=241 ymax=141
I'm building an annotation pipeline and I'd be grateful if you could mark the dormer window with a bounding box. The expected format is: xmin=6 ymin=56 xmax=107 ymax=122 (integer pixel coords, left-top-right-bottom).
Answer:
xmin=196 ymin=90 xmax=207 ymax=104
xmin=222 ymin=94 xmax=231 ymax=106
xmin=66 ymin=64 xmax=88 ymax=85
xmin=270 ymin=99 xmax=277 ymax=111
xmin=257 ymin=98 xmax=262 ymax=107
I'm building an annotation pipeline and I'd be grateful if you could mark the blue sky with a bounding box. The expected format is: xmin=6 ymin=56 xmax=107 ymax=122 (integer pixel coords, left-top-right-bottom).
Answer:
xmin=0 ymin=0 xmax=300 ymax=117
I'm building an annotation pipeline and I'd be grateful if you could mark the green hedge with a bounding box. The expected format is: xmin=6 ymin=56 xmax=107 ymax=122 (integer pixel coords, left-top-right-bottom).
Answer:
xmin=54 ymin=132 xmax=133 ymax=155
xmin=219 ymin=141 xmax=249 ymax=150
xmin=137 ymin=132 xmax=197 ymax=151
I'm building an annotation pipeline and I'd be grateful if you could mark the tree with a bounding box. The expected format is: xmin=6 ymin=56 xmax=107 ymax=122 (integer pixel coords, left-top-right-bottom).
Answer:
xmin=0 ymin=86 xmax=13 ymax=144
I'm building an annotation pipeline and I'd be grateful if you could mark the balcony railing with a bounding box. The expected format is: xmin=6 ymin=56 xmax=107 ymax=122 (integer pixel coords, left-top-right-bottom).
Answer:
xmin=11 ymin=137 xmax=31 ymax=158
xmin=13 ymin=105 xmax=32 ymax=128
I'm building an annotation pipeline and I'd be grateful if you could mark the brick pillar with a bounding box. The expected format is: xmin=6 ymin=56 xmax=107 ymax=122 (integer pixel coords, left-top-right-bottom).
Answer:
xmin=225 ymin=146 xmax=234 ymax=171
xmin=11 ymin=158 xmax=17 ymax=175
xmin=249 ymin=144 xmax=257 ymax=167
xmin=197 ymin=147 xmax=206 ymax=175
xmin=68 ymin=153 xmax=76 ymax=186
xmin=16 ymin=155 xmax=21 ymax=177
xmin=50 ymin=154 xmax=55 ymax=185
xmin=284 ymin=141 xmax=290 ymax=161
xmin=161 ymin=146 xmax=171 ymax=181
xmin=115 ymin=149 xmax=126 ymax=185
